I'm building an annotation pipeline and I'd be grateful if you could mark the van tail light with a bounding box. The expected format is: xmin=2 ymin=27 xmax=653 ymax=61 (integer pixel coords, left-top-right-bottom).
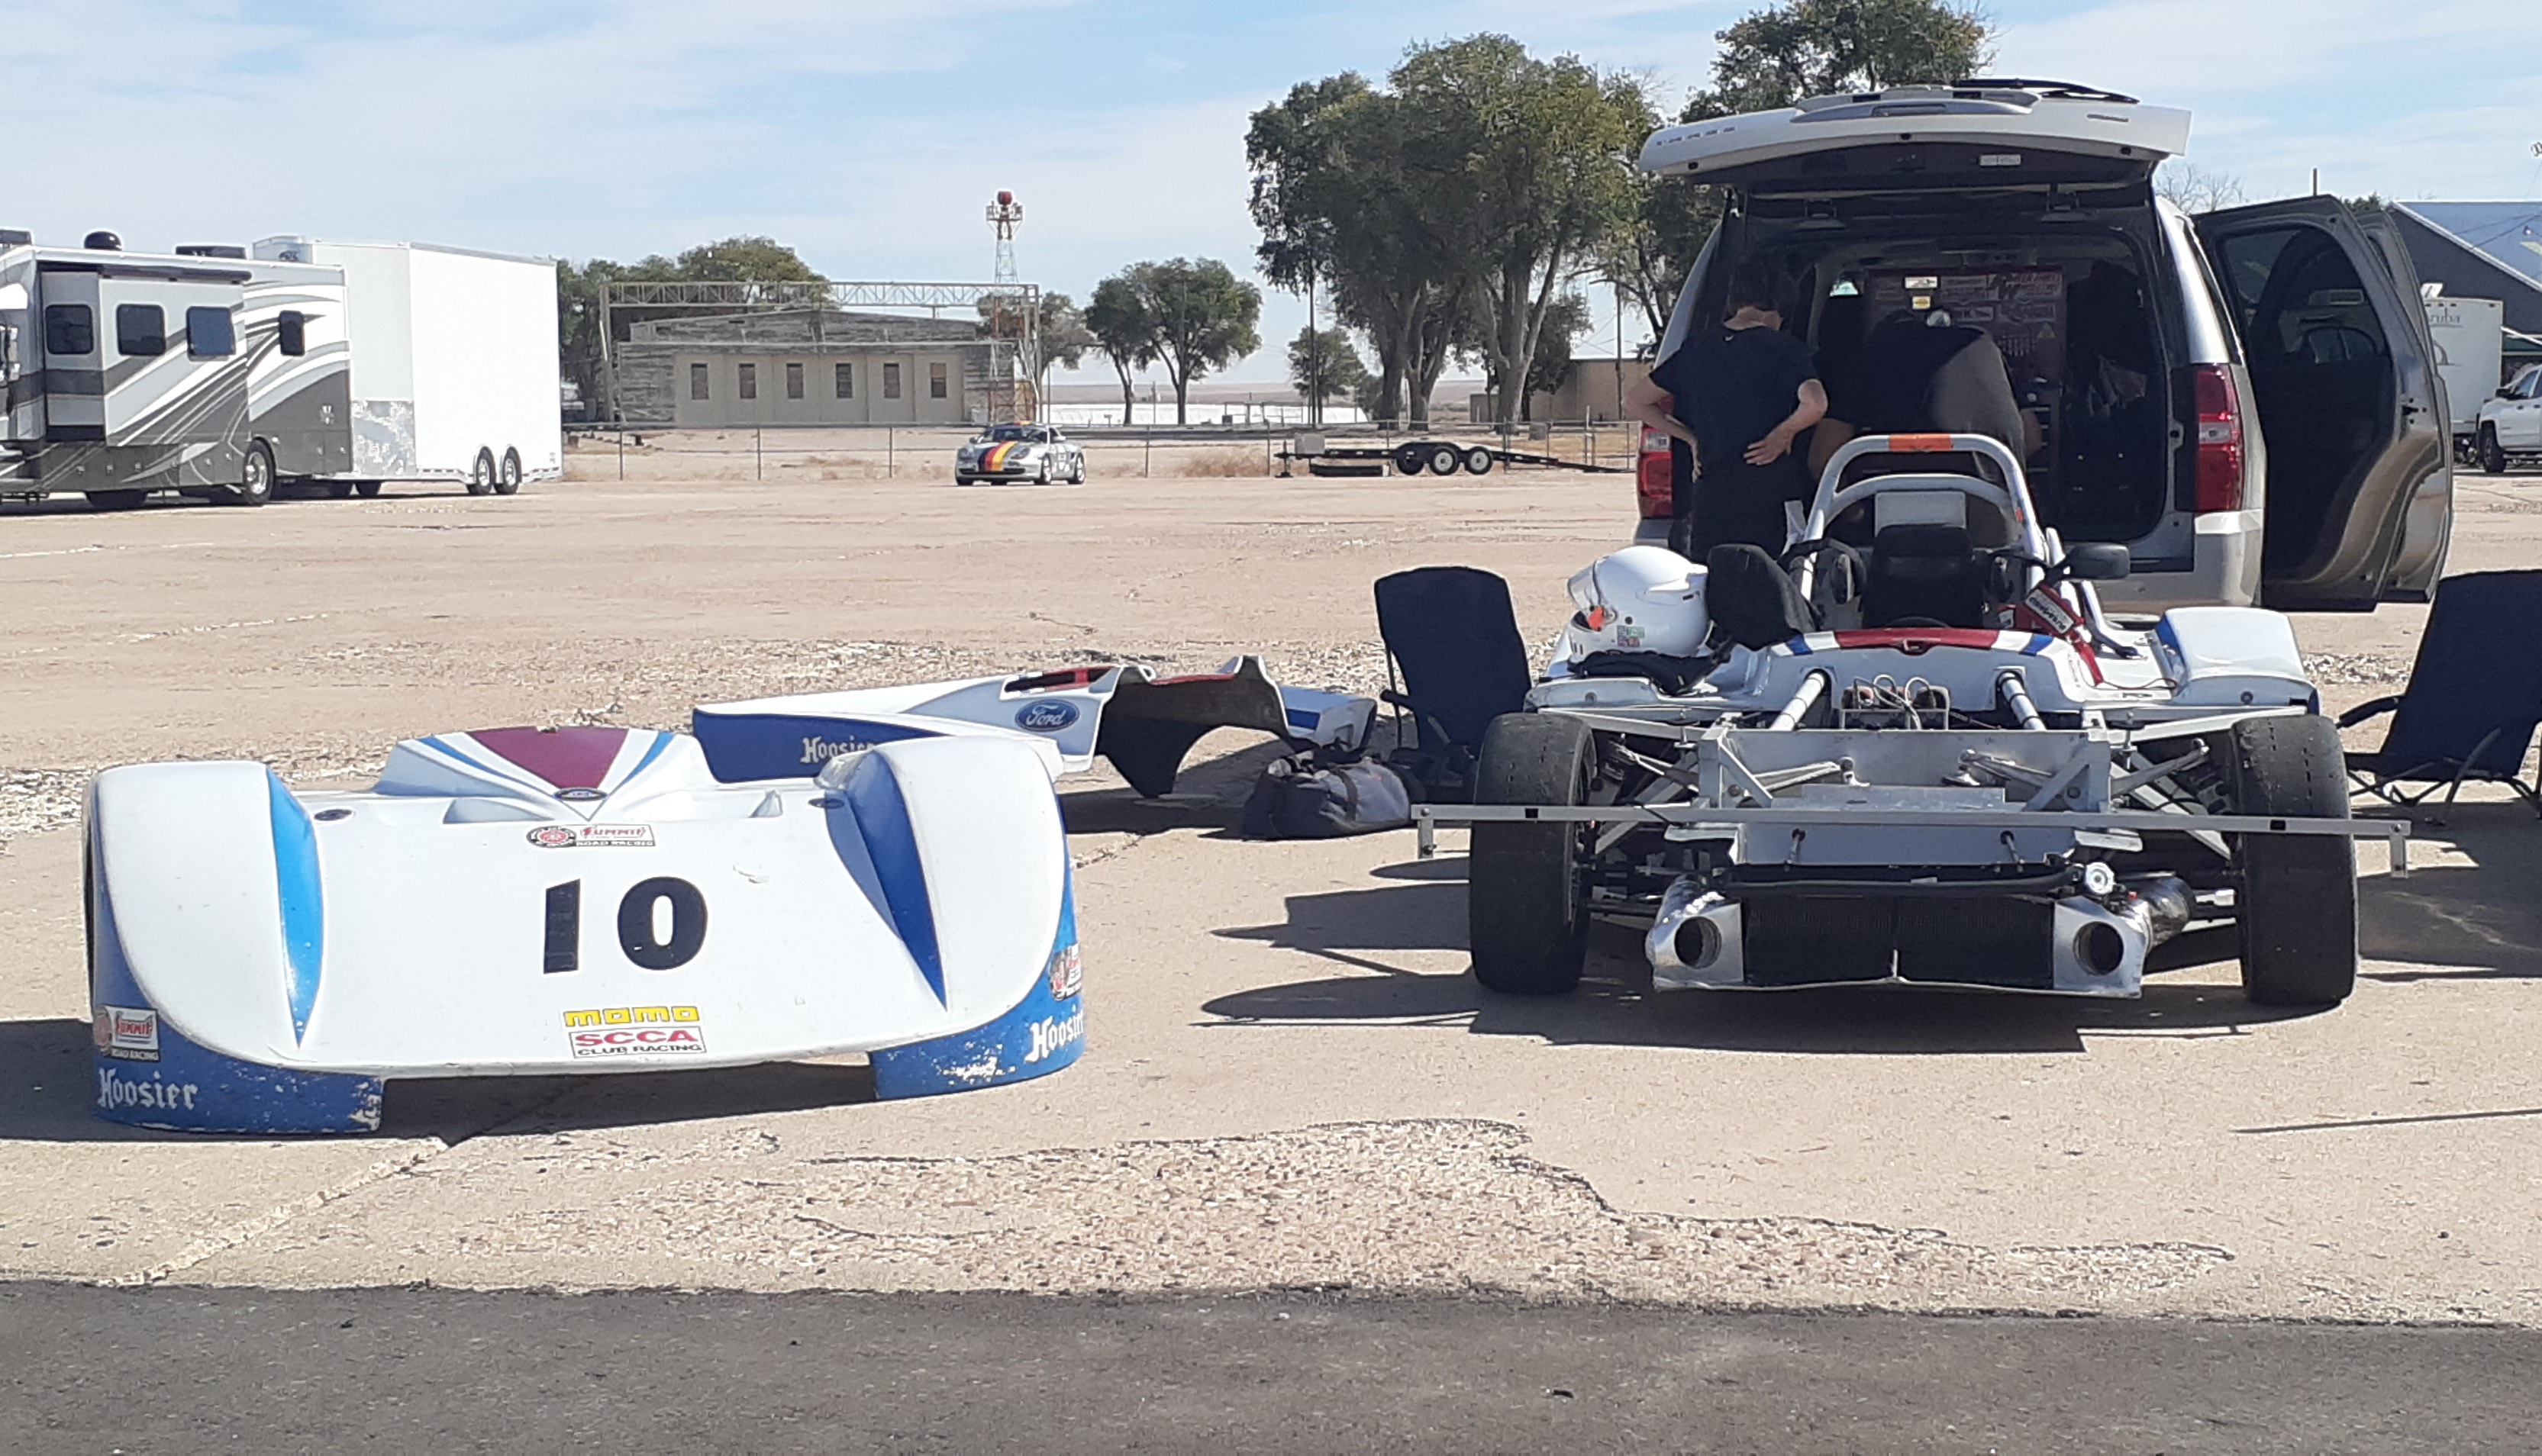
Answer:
xmin=1637 ymin=427 xmax=1673 ymax=519
xmin=2192 ymin=364 xmax=2245 ymax=513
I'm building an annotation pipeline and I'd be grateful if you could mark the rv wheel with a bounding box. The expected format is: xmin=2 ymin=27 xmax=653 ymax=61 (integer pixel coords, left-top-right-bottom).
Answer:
xmin=219 ymin=443 xmax=274 ymax=507
xmin=495 ymin=448 xmax=523 ymax=495
xmin=467 ymin=449 xmax=496 ymax=496
xmin=353 ymin=480 xmax=382 ymax=498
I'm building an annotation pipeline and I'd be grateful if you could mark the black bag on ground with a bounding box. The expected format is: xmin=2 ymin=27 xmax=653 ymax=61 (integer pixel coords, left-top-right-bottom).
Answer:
xmin=1241 ymin=756 xmax=1414 ymax=839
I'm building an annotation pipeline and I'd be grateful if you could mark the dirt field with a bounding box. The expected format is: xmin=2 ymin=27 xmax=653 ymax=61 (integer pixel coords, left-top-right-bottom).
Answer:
xmin=5 ymin=463 xmax=2540 ymax=1321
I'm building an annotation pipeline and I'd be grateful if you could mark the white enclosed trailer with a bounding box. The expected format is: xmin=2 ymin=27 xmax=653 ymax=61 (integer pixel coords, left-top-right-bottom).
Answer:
xmin=2424 ymin=290 xmax=2505 ymax=456
xmin=254 ymin=237 xmax=560 ymax=495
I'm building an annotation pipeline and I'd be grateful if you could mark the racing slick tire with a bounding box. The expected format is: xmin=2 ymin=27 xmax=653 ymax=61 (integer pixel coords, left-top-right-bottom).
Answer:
xmin=85 ymin=489 xmax=147 ymax=511
xmin=1469 ymin=712 xmax=1596 ymax=996
xmin=2228 ymin=714 xmax=2357 ymax=1007
xmin=353 ymin=479 xmax=382 ymax=498
xmin=1463 ymin=446 xmax=1495 ymax=475
xmin=1425 ymin=443 xmax=1463 ymax=476
xmin=2479 ymin=426 xmax=2508 ymax=476
xmin=1393 ymin=443 xmax=1428 ymax=477
xmin=495 ymin=448 xmax=523 ymax=495
xmin=467 ymin=448 xmax=497 ymax=496
xmin=217 ymin=442 xmax=274 ymax=507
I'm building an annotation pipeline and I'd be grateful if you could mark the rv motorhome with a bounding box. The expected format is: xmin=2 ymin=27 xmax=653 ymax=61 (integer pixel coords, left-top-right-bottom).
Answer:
xmin=0 ymin=231 xmax=558 ymax=511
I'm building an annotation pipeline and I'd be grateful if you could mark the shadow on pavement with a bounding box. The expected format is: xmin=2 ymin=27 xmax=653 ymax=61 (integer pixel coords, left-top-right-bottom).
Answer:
xmin=0 ymin=1016 xmax=874 ymax=1144
xmin=2358 ymin=805 xmax=2542 ymax=982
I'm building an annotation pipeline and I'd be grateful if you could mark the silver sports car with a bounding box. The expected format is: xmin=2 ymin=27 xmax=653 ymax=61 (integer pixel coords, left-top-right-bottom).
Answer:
xmin=955 ymin=424 xmax=1086 ymax=485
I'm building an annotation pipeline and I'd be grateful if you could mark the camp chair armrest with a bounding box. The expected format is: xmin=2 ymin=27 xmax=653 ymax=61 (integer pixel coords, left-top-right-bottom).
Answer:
xmin=1379 ymin=689 xmax=1414 ymax=710
xmin=2337 ymin=695 xmax=2402 ymax=730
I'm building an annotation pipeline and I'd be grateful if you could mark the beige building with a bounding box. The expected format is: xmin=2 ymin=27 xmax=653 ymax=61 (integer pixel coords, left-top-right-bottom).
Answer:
xmin=1464 ymin=357 xmax=1656 ymax=426
xmin=614 ymin=309 xmax=1015 ymax=427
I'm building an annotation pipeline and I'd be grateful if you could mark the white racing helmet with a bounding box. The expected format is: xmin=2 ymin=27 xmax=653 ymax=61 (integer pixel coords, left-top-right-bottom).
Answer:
xmin=1560 ymin=546 xmax=1710 ymax=662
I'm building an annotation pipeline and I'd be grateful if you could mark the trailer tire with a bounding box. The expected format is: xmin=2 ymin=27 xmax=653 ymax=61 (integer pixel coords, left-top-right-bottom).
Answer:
xmin=495 ymin=448 xmax=522 ymax=496
xmin=1469 ymin=712 xmax=1596 ymax=996
xmin=85 ymin=490 xmax=147 ymax=511
xmin=322 ymin=480 xmax=353 ymax=500
xmin=2229 ymin=714 xmax=2357 ymax=1007
xmin=467 ymin=449 xmax=496 ymax=496
xmin=1425 ymin=443 xmax=1463 ymax=476
xmin=353 ymin=480 xmax=382 ymax=498
xmin=218 ymin=443 xmax=274 ymax=507
xmin=1463 ymin=447 xmax=1495 ymax=475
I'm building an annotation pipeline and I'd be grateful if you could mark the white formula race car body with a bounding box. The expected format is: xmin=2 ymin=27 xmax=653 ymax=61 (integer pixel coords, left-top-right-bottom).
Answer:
xmin=695 ymin=658 xmax=1377 ymax=797
xmin=87 ymin=725 xmax=1084 ymax=1134
xmin=1426 ymin=436 xmax=2402 ymax=1006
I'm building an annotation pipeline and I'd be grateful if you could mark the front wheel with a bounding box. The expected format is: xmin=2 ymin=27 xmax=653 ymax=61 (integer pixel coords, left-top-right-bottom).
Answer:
xmin=2230 ymin=714 xmax=2357 ymax=1006
xmin=466 ymin=448 xmax=496 ymax=496
xmin=219 ymin=442 xmax=274 ymax=506
xmin=1469 ymin=713 xmax=1597 ymax=995
xmin=2480 ymin=427 xmax=2508 ymax=476
xmin=495 ymin=448 xmax=522 ymax=495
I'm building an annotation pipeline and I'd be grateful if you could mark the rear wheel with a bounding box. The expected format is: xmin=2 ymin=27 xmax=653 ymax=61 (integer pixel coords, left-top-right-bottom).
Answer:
xmin=2229 ymin=714 xmax=2357 ymax=1006
xmin=218 ymin=442 xmax=274 ymax=506
xmin=2479 ymin=427 xmax=2508 ymax=476
xmin=1463 ymin=447 xmax=1495 ymax=475
xmin=467 ymin=448 xmax=496 ymax=496
xmin=495 ymin=448 xmax=522 ymax=495
xmin=1469 ymin=713 xmax=1597 ymax=995
xmin=85 ymin=489 xmax=147 ymax=511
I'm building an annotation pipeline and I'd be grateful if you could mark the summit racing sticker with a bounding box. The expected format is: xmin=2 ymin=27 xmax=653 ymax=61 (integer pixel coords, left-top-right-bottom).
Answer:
xmin=564 ymin=1004 xmax=708 ymax=1058
xmin=1046 ymin=942 xmax=1082 ymax=1000
xmin=93 ymin=1005 xmax=160 ymax=1061
xmin=527 ymin=824 xmax=656 ymax=849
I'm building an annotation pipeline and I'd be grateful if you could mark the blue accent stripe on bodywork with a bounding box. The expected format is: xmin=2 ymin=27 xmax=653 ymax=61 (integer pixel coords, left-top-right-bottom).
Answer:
xmin=1283 ymin=707 xmax=1320 ymax=730
xmin=266 ymin=773 xmax=324 ymax=1042
xmin=418 ymin=733 xmax=515 ymax=783
xmin=619 ymin=730 xmax=674 ymax=784
xmin=827 ymin=756 xmax=947 ymax=1005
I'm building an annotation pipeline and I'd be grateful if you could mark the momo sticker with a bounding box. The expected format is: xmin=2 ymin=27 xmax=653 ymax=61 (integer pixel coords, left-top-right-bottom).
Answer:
xmin=564 ymin=1004 xmax=706 ymax=1058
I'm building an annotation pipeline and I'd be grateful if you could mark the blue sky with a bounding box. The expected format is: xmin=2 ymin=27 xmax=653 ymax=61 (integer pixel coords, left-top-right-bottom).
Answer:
xmin=15 ymin=0 xmax=2540 ymax=383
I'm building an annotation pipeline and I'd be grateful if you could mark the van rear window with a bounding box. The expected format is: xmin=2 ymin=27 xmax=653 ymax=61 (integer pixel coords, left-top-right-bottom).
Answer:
xmin=44 ymin=304 xmax=92 ymax=356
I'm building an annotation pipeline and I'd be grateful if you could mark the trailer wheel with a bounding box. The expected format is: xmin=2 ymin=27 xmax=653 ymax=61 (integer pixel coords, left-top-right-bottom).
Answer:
xmin=1463 ymin=447 xmax=1495 ymax=475
xmin=322 ymin=480 xmax=353 ymax=500
xmin=2229 ymin=714 xmax=2357 ymax=1007
xmin=1392 ymin=444 xmax=1427 ymax=476
xmin=1469 ymin=713 xmax=1597 ymax=995
xmin=467 ymin=448 xmax=496 ymax=496
xmin=353 ymin=480 xmax=382 ymax=499
xmin=218 ymin=443 xmax=274 ymax=507
xmin=495 ymin=448 xmax=523 ymax=496
xmin=85 ymin=490 xmax=147 ymax=511
xmin=1425 ymin=443 xmax=1463 ymax=476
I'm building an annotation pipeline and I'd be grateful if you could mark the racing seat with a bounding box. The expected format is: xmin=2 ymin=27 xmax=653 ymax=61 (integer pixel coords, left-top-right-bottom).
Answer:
xmin=2343 ymin=569 xmax=2542 ymax=823
xmin=1705 ymin=545 xmax=1815 ymax=649
xmin=1374 ymin=566 xmax=1533 ymax=800
xmin=1862 ymin=524 xmax=1989 ymax=629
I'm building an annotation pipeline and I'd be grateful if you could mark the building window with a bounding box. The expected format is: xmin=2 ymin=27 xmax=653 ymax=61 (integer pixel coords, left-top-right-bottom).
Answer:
xmin=185 ymin=306 xmax=235 ymax=358
xmin=785 ymin=361 xmax=805 ymax=399
xmin=737 ymin=362 xmax=757 ymax=400
xmin=44 ymin=304 xmax=93 ymax=356
xmin=929 ymin=361 xmax=948 ymax=399
xmin=115 ymin=304 xmax=166 ymax=357
xmin=690 ymin=362 xmax=709 ymax=400
xmin=277 ymin=311 xmax=306 ymax=357
xmin=882 ymin=362 xmax=902 ymax=399
xmin=835 ymin=362 xmax=853 ymax=398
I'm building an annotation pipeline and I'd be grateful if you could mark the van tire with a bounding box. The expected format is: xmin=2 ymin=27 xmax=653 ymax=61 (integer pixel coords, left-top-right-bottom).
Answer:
xmin=2229 ymin=714 xmax=2357 ymax=1007
xmin=495 ymin=449 xmax=523 ymax=495
xmin=2479 ymin=427 xmax=2508 ymax=476
xmin=467 ymin=449 xmax=496 ymax=496
xmin=85 ymin=490 xmax=147 ymax=511
xmin=218 ymin=443 xmax=274 ymax=507
xmin=1469 ymin=713 xmax=1597 ymax=996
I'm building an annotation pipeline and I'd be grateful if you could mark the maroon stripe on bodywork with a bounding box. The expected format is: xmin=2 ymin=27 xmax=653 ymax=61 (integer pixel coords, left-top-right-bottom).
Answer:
xmin=467 ymin=726 xmax=630 ymax=789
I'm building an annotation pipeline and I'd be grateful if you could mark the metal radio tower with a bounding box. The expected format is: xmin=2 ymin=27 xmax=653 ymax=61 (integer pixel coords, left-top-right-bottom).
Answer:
xmin=983 ymin=191 xmax=1034 ymax=421
xmin=986 ymin=189 xmax=1024 ymax=286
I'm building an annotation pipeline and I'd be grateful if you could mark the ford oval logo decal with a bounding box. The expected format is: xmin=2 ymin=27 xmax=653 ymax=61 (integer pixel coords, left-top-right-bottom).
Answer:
xmin=1015 ymin=700 xmax=1079 ymax=733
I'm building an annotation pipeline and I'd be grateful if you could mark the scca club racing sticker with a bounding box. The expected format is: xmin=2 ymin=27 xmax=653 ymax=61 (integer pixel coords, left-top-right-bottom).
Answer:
xmin=1014 ymin=699 xmax=1079 ymax=733
xmin=564 ymin=1005 xmax=707 ymax=1058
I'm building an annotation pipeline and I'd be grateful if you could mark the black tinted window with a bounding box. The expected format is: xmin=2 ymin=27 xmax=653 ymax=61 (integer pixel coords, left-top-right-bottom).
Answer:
xmin=185 ymin=306 xmax=235 ymax=357
xmin=835 ymin=362 xmax=852 ymax=398
xmin=786 ymin=361 xmax=804 ymax=399
xmin=737 ymin=362 xmax=757 ymax=399
xmin=115 ymin=303 xmax=165 ymax=356
xmin=277 ymin=311 xmax=306 ymax=357
xmin=44 ymin=304 xmax=93 ymax=356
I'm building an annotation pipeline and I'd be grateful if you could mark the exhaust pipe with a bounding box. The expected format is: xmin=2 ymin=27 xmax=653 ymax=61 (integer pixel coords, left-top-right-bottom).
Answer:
xmin=1646 ymin=876 xmax=1744 ymax=990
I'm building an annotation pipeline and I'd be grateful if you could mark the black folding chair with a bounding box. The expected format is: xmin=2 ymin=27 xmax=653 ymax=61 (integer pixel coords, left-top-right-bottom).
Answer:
xmin=1373 ymin=567 xmax=1534 ymax=801
xmin=2343 ymin=569 xmax=2542 ymax=823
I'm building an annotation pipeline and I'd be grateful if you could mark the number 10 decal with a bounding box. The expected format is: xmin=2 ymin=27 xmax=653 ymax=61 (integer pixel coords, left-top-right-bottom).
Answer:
xmin=544 ymin=877 xmax=708 ymax=973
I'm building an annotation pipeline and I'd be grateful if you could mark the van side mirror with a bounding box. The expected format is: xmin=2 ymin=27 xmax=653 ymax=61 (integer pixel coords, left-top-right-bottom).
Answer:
xmin=2059 ymin=543 xmax=2131 ymax=581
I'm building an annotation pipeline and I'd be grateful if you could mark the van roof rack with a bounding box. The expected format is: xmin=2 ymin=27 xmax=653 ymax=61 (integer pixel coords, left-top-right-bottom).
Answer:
xmin=1951 ymin=79 xmax=2140 ymax=104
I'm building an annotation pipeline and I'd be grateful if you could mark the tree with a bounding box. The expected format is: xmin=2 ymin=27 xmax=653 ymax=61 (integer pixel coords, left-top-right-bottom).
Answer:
xmin=671 ymin=236 xmax=824 ymax=285
xmin=1037 ymin=292 xmax=1095 ymax=371
xmin=2157 ymin=161 xmax=2247 ymax=213
xmin=1084 ymin=273 xmax=1160 ymax=426
xmin=1137 ymin=258 xmax=1263 ymax=425
xmin=1288 ymin=325 xmax=1372 ymax=409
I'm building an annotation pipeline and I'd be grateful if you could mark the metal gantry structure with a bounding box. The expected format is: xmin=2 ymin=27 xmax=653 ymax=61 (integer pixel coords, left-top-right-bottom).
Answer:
xmin=597 ymin=279 xmax=1043 ymax=424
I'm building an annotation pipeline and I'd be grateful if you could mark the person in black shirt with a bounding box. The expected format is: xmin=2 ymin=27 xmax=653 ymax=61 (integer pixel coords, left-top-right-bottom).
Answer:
xmin=1627 ymin=263 xmax=1826 ymax=560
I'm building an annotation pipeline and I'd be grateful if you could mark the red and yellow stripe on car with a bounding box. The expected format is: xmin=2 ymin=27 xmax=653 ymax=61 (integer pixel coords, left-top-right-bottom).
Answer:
xmin=982 ymin=442 xmax=1027 ymax=472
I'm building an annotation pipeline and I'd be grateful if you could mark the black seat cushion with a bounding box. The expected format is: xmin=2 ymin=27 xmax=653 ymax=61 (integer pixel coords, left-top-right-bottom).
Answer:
xmin=1706 ymin=544 xmax=1815 ymax=649
xmin=1863 ymin=524 xmax=1986 ymax=629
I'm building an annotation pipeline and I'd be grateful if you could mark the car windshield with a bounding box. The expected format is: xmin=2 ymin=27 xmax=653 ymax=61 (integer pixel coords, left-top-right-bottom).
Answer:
xmin=982 ymin=425 xmax=1047 ymax=443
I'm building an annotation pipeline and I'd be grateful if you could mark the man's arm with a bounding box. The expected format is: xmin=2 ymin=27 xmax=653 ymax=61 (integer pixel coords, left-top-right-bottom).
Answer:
xmin=1626 ymin=375 xmax=1700 ymax=450
xmin=1744 ymin=378 xmax=1828 ymax=465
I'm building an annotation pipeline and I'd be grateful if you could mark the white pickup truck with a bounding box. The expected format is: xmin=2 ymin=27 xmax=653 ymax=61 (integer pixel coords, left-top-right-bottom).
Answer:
xmin=2474 ymin=362 xmax=2542 ymax=474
